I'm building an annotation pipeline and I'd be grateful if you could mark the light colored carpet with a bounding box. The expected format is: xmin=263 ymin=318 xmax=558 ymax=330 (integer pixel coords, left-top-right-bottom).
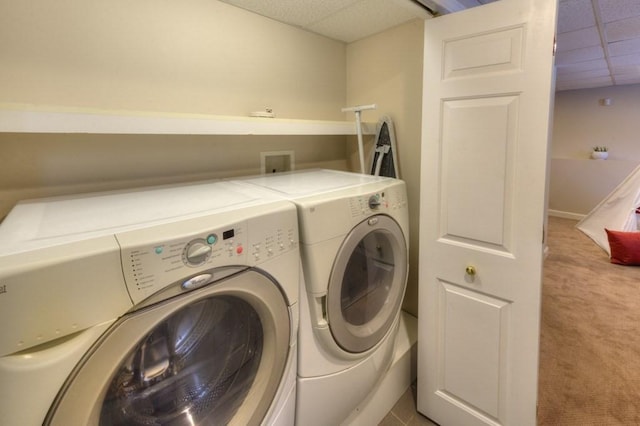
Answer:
xmin=538 ymin=216 xmax=640 ymax=425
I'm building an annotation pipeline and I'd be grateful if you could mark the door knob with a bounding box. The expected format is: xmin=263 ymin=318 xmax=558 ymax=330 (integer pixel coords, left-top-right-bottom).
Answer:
xmin=465 ymin=265 xmax=476 ymax=276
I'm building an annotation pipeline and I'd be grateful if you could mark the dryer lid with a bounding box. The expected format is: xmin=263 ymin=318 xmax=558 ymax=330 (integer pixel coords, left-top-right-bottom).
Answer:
xmin=237 ymin=169 xmax=390 ymax=198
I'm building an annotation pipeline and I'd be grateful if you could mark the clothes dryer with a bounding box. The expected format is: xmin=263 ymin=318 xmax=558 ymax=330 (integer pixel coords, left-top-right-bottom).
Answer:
xmin=0 ymin=181 xmax=299 ymax=426
xmin=234 ymin=169 xmax=409 ymax=426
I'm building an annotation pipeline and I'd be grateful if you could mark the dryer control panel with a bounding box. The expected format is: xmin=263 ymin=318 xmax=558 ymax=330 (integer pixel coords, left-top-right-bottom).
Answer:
xmin=348 ymin=183 xmax=408 ymax=223
xmin=116 ymin=203 xmax=298 ymax=305
xmin=296 ymin=179 xmax=409 ymax=245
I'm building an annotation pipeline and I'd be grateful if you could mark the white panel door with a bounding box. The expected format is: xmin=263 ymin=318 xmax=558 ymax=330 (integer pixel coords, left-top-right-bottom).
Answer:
xmin=417 ymin=1 xmax=557 ymax=425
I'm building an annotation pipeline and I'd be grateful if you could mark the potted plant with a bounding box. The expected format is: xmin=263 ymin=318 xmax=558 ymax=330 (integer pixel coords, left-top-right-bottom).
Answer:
xmin=591 ymin=146 xmax=608 ymax=160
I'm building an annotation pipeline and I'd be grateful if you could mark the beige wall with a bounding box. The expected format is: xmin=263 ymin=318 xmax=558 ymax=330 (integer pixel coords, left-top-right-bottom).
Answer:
xmin=0 ymin=0 xmax=426 ymax=317
xmin=549 ymin=84 xmax=640 ymax=216
xmin=0 ymin=134 xmax=349 ymax=217
xmin=0 ymin=0 xmax=346 ymax=119
xmin=0 ymin=0 xmax=349 ymax=218
xmin=346 ymin=19 xmax=425 ymax=317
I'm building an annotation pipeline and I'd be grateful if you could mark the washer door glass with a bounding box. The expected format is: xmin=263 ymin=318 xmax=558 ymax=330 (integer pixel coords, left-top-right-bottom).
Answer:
xmin=45 ymin=269 xmax=290 ymax=426
xmin=101 ymin=296 xmax=261 ymax=425
xmin=327 ymin=215 xmax=407 ymax=353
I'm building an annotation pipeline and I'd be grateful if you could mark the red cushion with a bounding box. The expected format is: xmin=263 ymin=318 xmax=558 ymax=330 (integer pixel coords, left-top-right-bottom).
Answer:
xmin=605 ymin=229 xmax=640 ymax=265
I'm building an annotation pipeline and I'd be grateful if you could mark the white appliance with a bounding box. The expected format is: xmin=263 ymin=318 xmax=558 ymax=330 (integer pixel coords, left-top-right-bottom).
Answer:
xmin=233 ymin=169 xmax=409 ymax=426
xmin=0 ymin=181 xmax=299 ymax=426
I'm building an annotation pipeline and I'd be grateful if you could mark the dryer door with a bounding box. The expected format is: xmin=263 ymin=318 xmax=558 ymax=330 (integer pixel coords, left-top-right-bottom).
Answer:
xmin=327 ymin=214 xmax=408 ymax=353
xmin=45 ymin=269 xmax=291 ymax=426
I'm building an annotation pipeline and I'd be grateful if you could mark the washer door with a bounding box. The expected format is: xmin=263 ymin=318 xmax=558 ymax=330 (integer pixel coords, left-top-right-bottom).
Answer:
xmin=45 ymin=269 xmax=291 ymax=426
xmin=327 ymin=214 xmax=408 ymax=353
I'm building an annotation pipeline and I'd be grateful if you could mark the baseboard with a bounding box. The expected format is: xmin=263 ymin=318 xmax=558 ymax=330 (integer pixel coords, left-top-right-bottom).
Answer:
xmin=342 ymin=311 xmax=418 ymax=426
xmin=548 ymin=209 xmax=585 ymax=221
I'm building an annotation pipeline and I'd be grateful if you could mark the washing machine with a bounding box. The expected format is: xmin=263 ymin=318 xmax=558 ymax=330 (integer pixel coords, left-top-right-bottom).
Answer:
xmin=233 ymin=169 xmax=409 ymax=426
xmin=0 ymin=180 xmax=299 ymax=426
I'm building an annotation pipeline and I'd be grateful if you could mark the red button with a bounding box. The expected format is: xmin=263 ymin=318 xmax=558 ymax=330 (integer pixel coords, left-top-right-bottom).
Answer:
xmin=236 ymin=246 xmax=243 ymax=254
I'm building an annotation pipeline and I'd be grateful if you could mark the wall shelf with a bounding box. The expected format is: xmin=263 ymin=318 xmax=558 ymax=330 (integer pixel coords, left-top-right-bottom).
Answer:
xmin=0 ymin=106 xmax=376 ymax=136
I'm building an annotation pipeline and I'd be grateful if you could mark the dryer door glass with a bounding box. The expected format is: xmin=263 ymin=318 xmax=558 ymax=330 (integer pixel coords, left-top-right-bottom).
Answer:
xmin=327 ymin=215 xmax=408 ymax=353
xmin=100 ymin=296 xmax=262 ymax=425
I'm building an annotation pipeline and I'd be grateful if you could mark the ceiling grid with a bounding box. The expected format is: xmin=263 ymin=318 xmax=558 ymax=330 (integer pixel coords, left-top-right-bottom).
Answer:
xmin=556 ymin=0 xmax=640 ymax=90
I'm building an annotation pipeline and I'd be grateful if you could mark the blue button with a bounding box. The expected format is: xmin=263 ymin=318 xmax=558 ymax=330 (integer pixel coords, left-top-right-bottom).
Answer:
xmin=207 ymin=234 xmax=218 ymax=245
xmin=155 ymin=246 xmax=163 ymax=254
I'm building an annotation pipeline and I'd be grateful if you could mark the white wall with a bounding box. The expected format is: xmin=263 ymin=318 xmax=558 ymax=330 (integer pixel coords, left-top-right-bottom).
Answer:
xmin=0 ymin=0 xmax=350 ymax=218
xmin=549 ymin=84 xmax=640 ymax=217
xmin=346 ymin=19 xmax=424 ymax=317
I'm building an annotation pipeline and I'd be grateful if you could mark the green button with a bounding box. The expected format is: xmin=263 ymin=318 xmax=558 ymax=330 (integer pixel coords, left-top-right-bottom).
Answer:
xmin=207 ymin=234 xmax=218 ymax=245
xmin=155 ymin=246 xmax=163 ymax=254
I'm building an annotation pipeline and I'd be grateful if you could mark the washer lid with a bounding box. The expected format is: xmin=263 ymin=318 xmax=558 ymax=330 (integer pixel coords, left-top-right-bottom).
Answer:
xmin=0 ymin=180 xmax=280 ymax=255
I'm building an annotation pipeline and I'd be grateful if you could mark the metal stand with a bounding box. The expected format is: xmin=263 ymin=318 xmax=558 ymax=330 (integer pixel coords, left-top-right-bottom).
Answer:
xmin=342 ymin=104 xmax=377 ymax=174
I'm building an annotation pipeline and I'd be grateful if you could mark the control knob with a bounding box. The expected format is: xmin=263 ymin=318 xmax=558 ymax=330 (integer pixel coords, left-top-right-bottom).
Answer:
xmin=183 ymin=239 xmax=212 ymax=266
xmin=368 ymin=194 xmax=381 ymax=209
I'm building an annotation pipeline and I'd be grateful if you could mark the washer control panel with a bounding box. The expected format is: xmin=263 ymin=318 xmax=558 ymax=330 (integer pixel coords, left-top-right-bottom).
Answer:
xmin=117 ymin=205 xmax=298 ymax=305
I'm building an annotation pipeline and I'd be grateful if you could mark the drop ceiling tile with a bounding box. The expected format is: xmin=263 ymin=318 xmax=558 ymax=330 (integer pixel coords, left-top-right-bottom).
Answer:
xmin=556 ymin=76 xmax=613 ymax=91
xmin=557 ymin=68 xmax=611 ymax=80
xmin=451 ymin=0 xmax=499 ymax=8
xmin=219 ymin=0 xmax=362 ymax=27
xmin=423 ymin=0 xmax=466 ymax=12
xmin=611 ymin=63 xmax=640 ymax=74
xmin=556 ymin=26 xmax=601 ymax=51
xmin=555 ymin=45 xmax=604 ymax=65
xmin=596 ymin=0 xmax=640 ymax=23
xmin=558 ymin=0 xmax=595 ymax=33
xmin=605 ymin=16 xmax=640 ymax=42
xmin=571 ymin=75 xmax=611 ymax=84
xmin=557 ymin=83 xmax=611 ymax=91
xmin=556 ymin=75 xmax=612 ymax=85
xmin=614 ymin=75 xmax=640 ymax=85
xmin=608 ymin=37 xmax=640 ymax=57
xmin=610 ymin=52 xmax=640 ymax=67
xmin=556 ymin=58 xmax=609 ymax=74
xmin=308 ymin=0 xmax=425 ymax=43
xmin=453 ymin=0 xmax=483 ymax=8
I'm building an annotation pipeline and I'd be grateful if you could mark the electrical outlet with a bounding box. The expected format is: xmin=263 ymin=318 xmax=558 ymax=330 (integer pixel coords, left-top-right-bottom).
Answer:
xmin=261 ymin=151 xmax=295 ymax=174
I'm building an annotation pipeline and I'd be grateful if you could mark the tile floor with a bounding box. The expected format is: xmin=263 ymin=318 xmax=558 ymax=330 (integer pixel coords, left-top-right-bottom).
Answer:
xmin=378 ymin=383 xmax=438 ymax=426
